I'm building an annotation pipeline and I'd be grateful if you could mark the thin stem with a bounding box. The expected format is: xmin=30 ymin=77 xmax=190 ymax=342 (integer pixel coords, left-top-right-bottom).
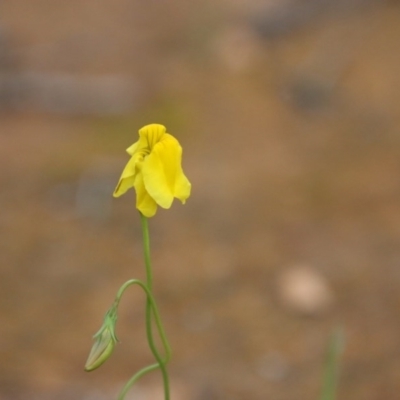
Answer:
xmin=320 ymin=327 xmax=344 ymax=400
xmin=115 ymin=279 xmax=171 ymax=400
xmin=140 ymin=213 xmax=153 ymax=290
xmin=118 ymin=363 xmax=159 ymax=400
xmin=140 ymin=213 xmax=171 ymax=400
xmin=115 ymin=279 xmax=171 ymax=361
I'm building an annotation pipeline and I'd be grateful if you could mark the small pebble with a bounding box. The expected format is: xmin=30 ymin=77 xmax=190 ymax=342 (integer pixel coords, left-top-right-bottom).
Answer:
xmin=277 ymin=265 xmax=334 ymax=316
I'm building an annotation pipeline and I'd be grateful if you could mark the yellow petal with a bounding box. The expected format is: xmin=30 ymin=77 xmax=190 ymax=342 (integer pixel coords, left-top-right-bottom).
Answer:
xmin=113 ymin=156 xmax=137 ymax=197
xmin=142 ymin=134 xmax=186 ymax=209
xmin=134 ymin=169 xmax=158 ymax=217
xmin=173 ymin=166 xmax=191 ymax=204
xmin=139 ymin=124 xmax=166 ymax=149
xmin=126 ymin=141 xmax=139 ymax=156
xmin=126 ymin=132 xmax=150 ymax=156
xmin=163 ymin=134 xmax=191 ymax=202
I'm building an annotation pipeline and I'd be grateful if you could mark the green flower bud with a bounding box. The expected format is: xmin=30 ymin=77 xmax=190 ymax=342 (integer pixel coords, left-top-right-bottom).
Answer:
xmin=85 ymin=307 xmax=119 ymax=372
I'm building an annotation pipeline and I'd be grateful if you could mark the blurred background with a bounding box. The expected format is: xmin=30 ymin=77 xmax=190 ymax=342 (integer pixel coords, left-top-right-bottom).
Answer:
xmin=1 ymin=0 xmax=400 ymax=399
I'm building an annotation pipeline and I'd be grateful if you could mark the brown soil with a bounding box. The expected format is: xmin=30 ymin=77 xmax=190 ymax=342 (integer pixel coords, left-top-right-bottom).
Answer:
xmin=1 ymin=1 xmax=400 ymax=399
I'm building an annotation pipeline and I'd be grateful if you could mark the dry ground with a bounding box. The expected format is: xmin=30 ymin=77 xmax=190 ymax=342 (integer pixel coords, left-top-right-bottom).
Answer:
xmin=1 ymin=1 xmax=400 ymax=399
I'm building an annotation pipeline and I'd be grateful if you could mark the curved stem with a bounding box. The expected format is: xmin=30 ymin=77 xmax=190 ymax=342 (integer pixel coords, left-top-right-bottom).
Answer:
xmin=115 ymin=279 xmax=171 ymax=400
xmin=115 ymin=279 xmax=171 ymax=361
xmin=140 ymin=213 xmax=170 ymax=400
xmin=118 ymin=363 xmax=159 ymax=400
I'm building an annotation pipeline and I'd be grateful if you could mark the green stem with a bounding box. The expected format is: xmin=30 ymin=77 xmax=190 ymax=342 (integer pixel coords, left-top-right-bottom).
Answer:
xmin=115 ymin=280 xmax=171 ymax=400
xmin=140 ymin=213 xmax=170 ymax=400
xmin=140 ymin=213 xmax=153 ymax=290
xmin=117 ymin=363 xmax=159 ymax=400
xmin=115 ymin=279 xmax=171 ymax=361
xmin=320 ymin=327 xmax=344 ymax=400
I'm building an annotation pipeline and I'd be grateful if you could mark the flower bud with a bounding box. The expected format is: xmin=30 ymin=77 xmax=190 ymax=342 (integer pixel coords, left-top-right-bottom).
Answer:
xmin=85 ymin=307 xmax=119 ymax=372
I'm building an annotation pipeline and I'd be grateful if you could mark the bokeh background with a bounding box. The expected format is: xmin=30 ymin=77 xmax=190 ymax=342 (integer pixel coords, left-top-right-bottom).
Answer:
xmin=1 ymin=1 xmax=400 ymax=399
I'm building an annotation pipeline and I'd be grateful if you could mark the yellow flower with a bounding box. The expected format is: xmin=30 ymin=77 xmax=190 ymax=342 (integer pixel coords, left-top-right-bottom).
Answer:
xmin=113 ymin=124 xmax=191 ymax=217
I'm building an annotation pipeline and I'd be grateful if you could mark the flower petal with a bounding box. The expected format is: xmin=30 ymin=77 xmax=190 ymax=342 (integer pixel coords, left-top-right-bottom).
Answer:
xmin=126 ymin=141 xmax=139 ymax=156
xmin=173 ymin=165 xmax=191 ymax=204
xmin=142 ymin=134 xmax=188 ymax=209
xmin=113 ymin=156 xmax=137 ymax=197
xmin=139 ymin=124 xmax=166 ymax=149
xmin=126 ymin=132 xmax=150 ymax=156
xmin=134 ymin=169 xmax=158 ymax=217
xmin=163 ymin=134 xmax=191 ymax=202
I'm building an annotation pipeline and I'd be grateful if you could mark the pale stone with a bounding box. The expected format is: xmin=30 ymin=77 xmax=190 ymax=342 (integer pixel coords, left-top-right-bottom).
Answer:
xmin=277 ymin=265 xmax=334 ymax=316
